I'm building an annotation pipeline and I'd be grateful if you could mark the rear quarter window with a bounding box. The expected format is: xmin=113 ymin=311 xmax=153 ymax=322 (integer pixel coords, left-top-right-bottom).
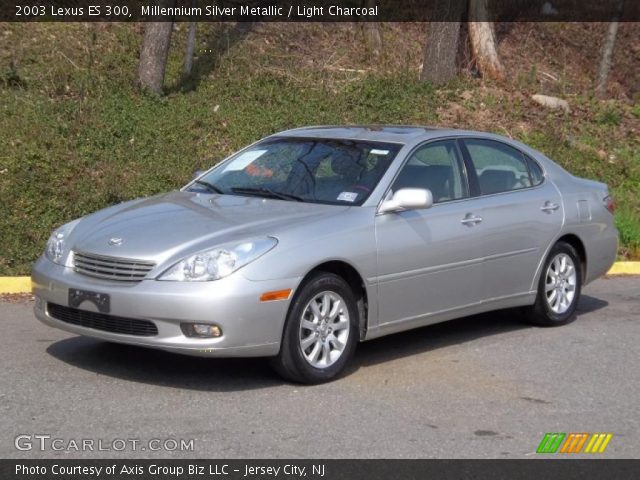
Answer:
xmin=526 ymin=155 xmax=545 ymax=186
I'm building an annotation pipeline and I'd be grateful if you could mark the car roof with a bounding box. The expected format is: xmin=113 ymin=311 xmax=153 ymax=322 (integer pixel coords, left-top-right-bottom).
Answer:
xmin=272 ymin=125 xmax=444 ymax=144
xmin=271 ymin=125 xmax=495 ymax=145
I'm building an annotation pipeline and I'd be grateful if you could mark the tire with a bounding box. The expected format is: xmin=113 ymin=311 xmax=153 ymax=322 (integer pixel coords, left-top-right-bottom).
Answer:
xmin=524 ymin=241 xmax=582 ymax=327
xmin=271 ymin=272 xmax=358 ymax=384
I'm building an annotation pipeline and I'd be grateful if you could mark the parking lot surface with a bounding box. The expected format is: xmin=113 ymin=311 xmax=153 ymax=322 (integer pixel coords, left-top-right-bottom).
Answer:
xmin=1 ymin=277 xmax=638 ymax=458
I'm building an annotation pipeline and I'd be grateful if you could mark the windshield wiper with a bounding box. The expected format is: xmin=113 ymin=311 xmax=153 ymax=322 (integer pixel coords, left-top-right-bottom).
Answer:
xmin=193 ymin=180 xmax=224 ymax=194
xmin=231 ymin=186 xmax=304 ymax=202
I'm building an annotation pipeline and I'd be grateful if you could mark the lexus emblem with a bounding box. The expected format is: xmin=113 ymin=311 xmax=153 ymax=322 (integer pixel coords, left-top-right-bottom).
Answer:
xmin=108 ymin=237 xmax=123 ymax=246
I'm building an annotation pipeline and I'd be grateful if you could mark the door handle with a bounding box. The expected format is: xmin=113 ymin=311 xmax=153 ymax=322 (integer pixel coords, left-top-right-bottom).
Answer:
xmin=541 ymin=202 xmax=560 ymax=213
xmin=461 ymin=214 xmax=483 ymax=226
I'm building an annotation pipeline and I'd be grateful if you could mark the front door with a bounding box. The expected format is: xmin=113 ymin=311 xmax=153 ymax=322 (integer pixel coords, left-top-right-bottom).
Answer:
xmin=374 ymin=140 xmax=486 ymax=326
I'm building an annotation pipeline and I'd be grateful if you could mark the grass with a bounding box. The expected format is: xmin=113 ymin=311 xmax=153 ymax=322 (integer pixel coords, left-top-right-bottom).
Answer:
xmin=0 ymin=22 xmax=639 ymax=275
xmin=616 ymin=208 xmax=640 ymax=259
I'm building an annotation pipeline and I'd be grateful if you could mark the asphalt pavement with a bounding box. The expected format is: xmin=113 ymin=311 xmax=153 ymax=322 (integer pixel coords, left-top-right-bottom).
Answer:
xmin=1 ymin=277 xmax=638 ymax=458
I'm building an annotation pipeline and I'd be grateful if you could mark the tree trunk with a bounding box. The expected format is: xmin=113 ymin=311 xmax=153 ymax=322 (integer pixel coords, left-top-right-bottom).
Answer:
xmin=138 ymin=1 xmax=175 ymax=94
xmin=362 ymin=0 xmax=382 ymax=58
xmin=420 ymin=0 xmax=465 ymax=85
xmin=596 ymin=0 xmax=625 ymax=97
xmin=183 ymin=20 xmax=197 ymax=77
xmin=468 ymin=0 xmax=504 ymax=82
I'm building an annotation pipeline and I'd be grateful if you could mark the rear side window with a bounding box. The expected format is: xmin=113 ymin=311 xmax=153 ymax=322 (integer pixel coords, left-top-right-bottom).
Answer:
xmin=464 ymin=139 xmax=532 ymax=195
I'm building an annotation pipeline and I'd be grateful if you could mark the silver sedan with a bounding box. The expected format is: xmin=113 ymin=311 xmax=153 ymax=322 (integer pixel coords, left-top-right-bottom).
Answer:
xmin=32 ymin=126 xmax=618 ymax=383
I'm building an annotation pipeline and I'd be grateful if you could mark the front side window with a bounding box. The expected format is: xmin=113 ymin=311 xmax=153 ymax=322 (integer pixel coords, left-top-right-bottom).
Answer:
xmin=189 ymin=138 xmax=402 ymax=205
xmin=464 ymin=139 xmax=533 ymax=195
xmin=391 ymin=140 xmax=468 ymax=203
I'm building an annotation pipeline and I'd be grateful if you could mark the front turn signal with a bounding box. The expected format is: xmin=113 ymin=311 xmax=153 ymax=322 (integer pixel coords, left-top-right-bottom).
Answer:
xmin=260 ymin=289 xmax=292 ymax=302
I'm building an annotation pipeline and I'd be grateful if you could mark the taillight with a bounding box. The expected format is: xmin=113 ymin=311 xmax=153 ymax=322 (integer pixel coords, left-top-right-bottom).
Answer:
xmin=603 ymin=195 xmax=615 ymax=214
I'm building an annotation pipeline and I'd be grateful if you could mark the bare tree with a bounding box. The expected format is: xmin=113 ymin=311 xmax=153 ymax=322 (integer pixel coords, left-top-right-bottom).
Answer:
xmin=468 ymin=0 xmax=504 ymax=81
xmin=596 ymin=0 xmax=625 ymax=97
xmin=420 ymin=0 xmax=465 ymax=85
xmin=183 ymin=20 xmax=198 ymax=77
xmin=138 ymin=1 xmax=176 ymax=94
xmin=362 ymin=0 xmax=382 ymax=58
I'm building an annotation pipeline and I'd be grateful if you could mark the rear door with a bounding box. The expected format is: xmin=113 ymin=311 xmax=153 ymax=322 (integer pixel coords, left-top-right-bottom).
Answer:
xmin=374 ymin=139 xmax=486 ymax=325
xmin=460 ymin=138 xmax=563 ymax=300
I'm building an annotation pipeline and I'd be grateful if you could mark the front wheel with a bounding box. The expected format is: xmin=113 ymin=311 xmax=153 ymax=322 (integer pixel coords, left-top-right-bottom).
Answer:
xmin=524 ymin=241 xmax=582 ymax=327
xmin=271 ymin=272 xmax=358 ymax=384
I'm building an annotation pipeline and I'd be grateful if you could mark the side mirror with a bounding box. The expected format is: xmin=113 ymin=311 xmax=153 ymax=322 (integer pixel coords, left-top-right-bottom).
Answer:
xmin=379 ymin=188 xmax=433 ymax=214
xmin=192 ymin=170 xmax=205 ymax=181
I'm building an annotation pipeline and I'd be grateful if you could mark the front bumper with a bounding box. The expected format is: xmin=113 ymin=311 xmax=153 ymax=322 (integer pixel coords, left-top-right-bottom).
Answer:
xmin=32 ymin=257 xmax=300 ymax=357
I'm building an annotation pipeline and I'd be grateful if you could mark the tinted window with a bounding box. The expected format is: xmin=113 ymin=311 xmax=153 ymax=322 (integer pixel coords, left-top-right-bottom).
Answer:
xmin=526 ymin=155 xmax=544 ymax=186
xmin=392 ymin=140 xmax=468 ymax=203
xmin=191 ymin=138 xmax=401 ymax=206
xmin=464 ymin=139 xmax=532 ymax=195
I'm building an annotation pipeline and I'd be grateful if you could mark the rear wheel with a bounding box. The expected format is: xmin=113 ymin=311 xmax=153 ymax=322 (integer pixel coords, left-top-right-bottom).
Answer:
xmin=271 ymin=272 xmax=358 ymax=384
xmin=524 ymin=241 xmax=582 ymax=326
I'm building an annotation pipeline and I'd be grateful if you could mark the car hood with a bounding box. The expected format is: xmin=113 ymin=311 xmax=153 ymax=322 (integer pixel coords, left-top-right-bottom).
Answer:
xmin=69 ymin=191 xmax=348 ymax=263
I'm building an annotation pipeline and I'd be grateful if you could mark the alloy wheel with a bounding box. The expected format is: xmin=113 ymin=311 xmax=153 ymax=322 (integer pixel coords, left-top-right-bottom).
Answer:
xmin=299 ymin=291 xmax=350 ymax=368
xmin=544 ymin=253 xmax=577 ymax=314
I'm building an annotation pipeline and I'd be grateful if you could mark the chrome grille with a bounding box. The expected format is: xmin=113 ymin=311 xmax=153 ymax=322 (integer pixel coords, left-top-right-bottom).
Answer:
xmin=73 ymin=251 xmax=155 ymax=281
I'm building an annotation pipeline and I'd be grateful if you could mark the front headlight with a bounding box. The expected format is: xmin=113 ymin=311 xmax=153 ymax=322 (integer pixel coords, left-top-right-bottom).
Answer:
xmin=158 ymin=237 xmax=278 ymax=282
xmin=45 ymin=219 xmax=81 ymax=264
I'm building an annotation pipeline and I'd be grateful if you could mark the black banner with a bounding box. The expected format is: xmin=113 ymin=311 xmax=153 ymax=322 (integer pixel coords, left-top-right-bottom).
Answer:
xmin=1 ymin=0 xmax=638 ymax=22
xmin=2 ymin=460 xmax=640 ymax=480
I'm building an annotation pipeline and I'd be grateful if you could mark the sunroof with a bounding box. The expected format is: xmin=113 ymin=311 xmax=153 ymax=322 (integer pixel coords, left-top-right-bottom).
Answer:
xmin=310 ymin=125 xmax=440 ymax=134
xmin=373 ymin=126 xmax=439 ymax=134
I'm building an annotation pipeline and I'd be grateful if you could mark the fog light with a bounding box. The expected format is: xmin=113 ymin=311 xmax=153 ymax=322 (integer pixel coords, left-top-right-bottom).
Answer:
xmin=181 ymin=323 xmax=222 ymax=338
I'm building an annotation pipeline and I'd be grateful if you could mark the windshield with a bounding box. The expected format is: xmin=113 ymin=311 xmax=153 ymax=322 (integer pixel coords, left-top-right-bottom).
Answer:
xmin=187 ymin=137 xmax=402 ymax=206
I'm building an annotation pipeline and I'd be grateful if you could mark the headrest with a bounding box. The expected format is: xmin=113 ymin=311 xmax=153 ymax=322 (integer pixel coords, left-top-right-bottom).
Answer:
xmin=331 ymin=152 xmax=361 ymax=178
